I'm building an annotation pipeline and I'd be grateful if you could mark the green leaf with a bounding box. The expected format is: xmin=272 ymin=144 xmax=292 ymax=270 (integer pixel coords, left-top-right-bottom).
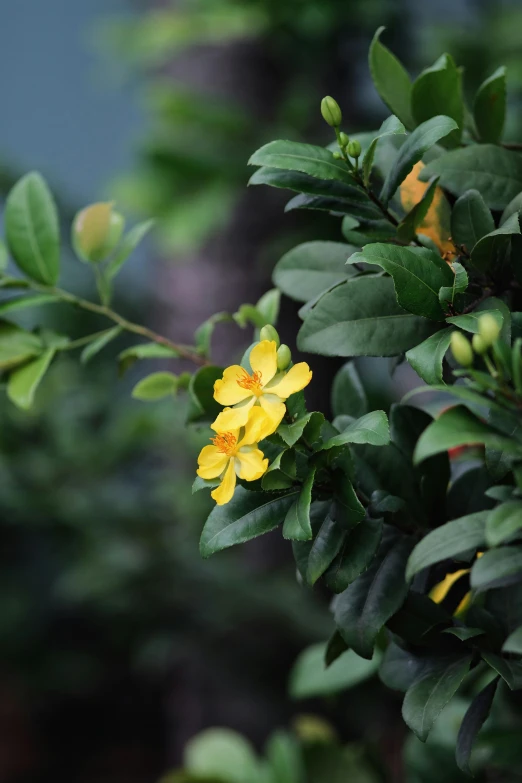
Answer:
xmin=5 ymin=172 xmax=60 ymax=285
xmin=405 ymin=328 xmax=453 ymax=385
xmin=471 ymin=546 xmax=522 ymax=591
xmin=473 ymin=66 xmax=506 ymax=144
xmin=486 ymin=501 xmax=522 ymax=546
xmin=261 ymin=449 xmax=296 ymax=491
xmin=411 ymin=54 xmax=463 ymax=148
xmin=420 ymin=145 xmax=522 ymax=210
xmin=194 ymin=312 xmax=232 ymax=359
xmin=284 ymin=192 xmax=380 ymax=220
xmin=380 ymin=116 xmax=458 ymax=204
xmin=469 ymin=211 xmax=520 ymax=272
xmin=443 ymin=626 xmax=484 ymax=641
xmin=200 ymin=487 xmax=298 ymax=557
xmin=405 ymin=512 xmax=487 ymax=581
xmin=282 ymin=469 xmax=315 ymax=541
xmin=331 ymin=362 xmax=368 ymax=418
xmin=362 ymin=114 xmax=407 ymax=186
xmin=248 ymin=140 xmax=356 ymax=186
xmin=0 ymin=239 xmax=8 ymax=271
xmin=334 ymin=530 xmax=413 ymax=659
xmin=0 ymin=294 xmax=59 ymax=315
xmin=186 ymin=366 xmax=224 ymax=425
xmin=320 ymin=410 xmax=390 ymax=450
xmin=256 ymin=288 xmax=280 ymax=325
xmin=118 ymin=341 xmax=181 ymax=374
xmin=248 ymin=166 xmax=363 ymax=200
xmin=273 ymin=241 xmax=358 ymax=303
xmin=265 ymin=732 xmax=304 ymax=783
xmin=481 ymin=651 xmax=522 ymax=690
xmin=439 ymin=262 xmax=468 ymax=308
xmin=414 ymin=406 xmax=518 ymax=465
xmin=276 ymin=413 xmax=313 ymax=448
xmin=501 ymin=191 xmax=522 ymax=226
xmin=184 ymin=728 xmax=260 ymax=783
xmin=456 ymin=678 xmax=499 ymax=775
xmin=307 ymin=514 xmax=346 ymax=586
xmin=397 ymin=177 xmax=439 ymax=242
xmin=446 ymin=309 xmax=504 ymax=335
xmin=325 ymin=518 xmax=383 ymax=593
xmin=289 ymin=642 xmax=379 ymax=699
xmin=379 ymin=643 xmax=426 ymax=692
xmin=105 ymin=219 xmax=154 ymax=280
xmin=450 ymin=189 xmax=495 ymax=253
xmin=334 ymin=478 xmax=365 ymax=529
xmin=132 ymin=371 xmax=178 ymax=401
xmin=350 ymin=243 xmax=453 ymax=320
xmin=7 ymin=348 xmax=55 ymax=410
xmin=298 ymin=277 xmax=437 ymax=358
xmin=80 ymin=326 xmax=123 ymax=364
xmin=502 ymin=625 xmax=522 ymax=654
xmin=402 ymin=656 xmax=471 ymax=742
xmin=0 ymin=321 xmax=43 ymax=370
xmin=368 ymin=27 xmax=413 ymax=128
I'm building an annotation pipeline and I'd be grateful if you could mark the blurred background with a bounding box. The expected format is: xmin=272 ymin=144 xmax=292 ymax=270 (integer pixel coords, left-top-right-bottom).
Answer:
xmin=1 ymin=1 xmax=522 ymax=782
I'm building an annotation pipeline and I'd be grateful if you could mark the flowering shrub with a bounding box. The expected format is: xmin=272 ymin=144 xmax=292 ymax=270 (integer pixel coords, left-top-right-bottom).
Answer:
xmin=3 ymin=27 xmax=522 ymax=777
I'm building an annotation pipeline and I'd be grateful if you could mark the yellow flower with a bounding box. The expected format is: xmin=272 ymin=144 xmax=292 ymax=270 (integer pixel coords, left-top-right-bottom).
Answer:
xmin=212 ymin=340 xmax=312 ymax=432
xmin=197 ymin=407 xmax=273 ymax=505
xmin=430 ymin=554 xmax=483 ymax=617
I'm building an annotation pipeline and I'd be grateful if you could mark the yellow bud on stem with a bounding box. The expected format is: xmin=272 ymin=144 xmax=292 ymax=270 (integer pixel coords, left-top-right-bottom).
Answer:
xmin=451 ymin=331 xmax=473 ymax=367
xmin=472 ymin=333 xmax=488 ymax=355
xmin=478 ymin=313 xmax=501 ymax=347
xmin=72 ymin=202 xmax=125 ymax=263
xmin=347 ymin=139 xmax=362 ymax=159
xmin=276 ymin=344 xmax=292 ymax=370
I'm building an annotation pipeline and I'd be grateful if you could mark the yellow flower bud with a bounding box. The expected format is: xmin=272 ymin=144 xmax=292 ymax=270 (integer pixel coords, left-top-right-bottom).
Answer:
xmin=451 ymin=331 xmax=473 ymax=367
xmin=339 ymin=132 xmax=349 ymax=148
xmin=259 ymin=324 xmax=280 ymax=347
xmin=347 ymin=139 xmax=362 ymax=159
xmin=276 ymin=344 xmax=292 ymax=370
xmin=478 ymin=313 xmax=501 ymax=347
xmin=72 ymin=202 xmax=125 ymax=263
xmin=321 ymin=96 xmax=342 ymax=128
xmin=472 ymin=333 xmax=488 ymax=355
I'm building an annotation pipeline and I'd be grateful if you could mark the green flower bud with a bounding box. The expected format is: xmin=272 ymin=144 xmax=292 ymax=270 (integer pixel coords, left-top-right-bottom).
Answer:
xmin=321 ymin=96 xmax=342 ymax=128
xmin=259 ymin=324 xmax=280 ymax=347
xmin=472 ymin=333 xmax=488 ymax=355
xmin=478 ymin=313 xmax=501 ymax=347
xmin=339 ymin=132 xmax=349 ymax=148
xmin=276 ymin=344 xmax=292 ymax=370
xmin=332 ymin=151 xmax=343 ymax=160
xmin=347 ymin=139 xmax=362 ymax=159
xmin=451 ymin=331 xmax=473 ymax=367
xmin=72 ymin=202 xmax=125 ymax=263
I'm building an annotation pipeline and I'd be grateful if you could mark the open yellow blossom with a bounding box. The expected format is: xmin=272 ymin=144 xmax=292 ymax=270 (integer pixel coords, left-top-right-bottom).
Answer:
xmin=212 ymin=340 xmax=312 ymax=432
xmin=197 ymin=407 xmax=273 ymax=505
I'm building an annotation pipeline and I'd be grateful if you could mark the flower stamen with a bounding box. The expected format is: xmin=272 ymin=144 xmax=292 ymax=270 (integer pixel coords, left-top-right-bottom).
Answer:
xmin=211 ymin=431 xmax=237 ymax=455
xmin=236 ymin=369 xmax=262 ymax=393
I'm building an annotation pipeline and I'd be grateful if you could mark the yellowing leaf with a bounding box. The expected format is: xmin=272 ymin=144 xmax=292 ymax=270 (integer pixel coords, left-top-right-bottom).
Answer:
xmin=400 ymin=161 xmax=454 ymax=257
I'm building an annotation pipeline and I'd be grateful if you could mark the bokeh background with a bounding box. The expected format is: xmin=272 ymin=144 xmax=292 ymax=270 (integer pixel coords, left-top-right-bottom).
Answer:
xmin=1 ymin=1 xmax=522 ymax=782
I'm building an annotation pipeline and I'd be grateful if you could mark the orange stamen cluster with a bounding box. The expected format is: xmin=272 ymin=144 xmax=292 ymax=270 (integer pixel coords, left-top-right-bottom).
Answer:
xmin=236 ymin=369 xmax=262 ymax=392
xmin=211 ymin=431 xmax=237 ymax=455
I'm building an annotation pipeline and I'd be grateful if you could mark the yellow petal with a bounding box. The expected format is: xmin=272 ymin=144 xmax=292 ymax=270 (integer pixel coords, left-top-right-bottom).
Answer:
xmin=259 ymin=394 xmax=286 ymax=429
xmin=214 ymin=365 xmax=254 ymax=406
xmin=454 ymin=591 xmax=472 ymax=618
xmin=197 ymin=445 xmax=229 ymax=479
xmin=264 ymin=363 xmax=312 ymax=399
xmin=430 ymin=568 xmax=469 ymax=604
xmin=399 ymin=161 xmax=455 ymax=258
xmin=240 ymin=406 xmax=277 ymax=445
xmin=212 ymin=399 xmax=254 ymax=432
xmin=250 ymin=340 xmax=277 ymax=386
xmin=211 ymin=459 xmax=236 ymax=505
xmin=236 ymin=447 xmax=269 ymax=481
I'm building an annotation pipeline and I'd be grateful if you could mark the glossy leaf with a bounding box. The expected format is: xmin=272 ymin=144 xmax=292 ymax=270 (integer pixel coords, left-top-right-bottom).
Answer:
xmin=289 ymin=642 xmax=379 ymax=699
xmin=481 ymin=651 xmax=522 ymax=690
xmin=473 ymin=66 xmax=506 ymax=144
xmin=249 ymin=140 xmax=357 ymax=186
xmin=307 ymin=514 xmax=346 ymax=585
xmin=471 ymin=546 xmax=522 ymax=591
xmin=450 ymin=189 xmax=495 ymax=253
xmin=456 ymin=678 xmax=498 ymax=775
xmin=80 ymin=326 xmax=123 ymax=364
xmin=397 ymin=177 xmax=439 ymax=242
xmin=486 ymin=501 xmax=522 ymax=546
xmin=439 ymin=262 xmax=468 ymax=308
xmin=273 ymin=241 xmax=358 ymax=303
xmin=118 ymin=341 xmax=181 ymax=374
xmin=105 ymin=219 xmax=154 ymax=280
xmin=325 ymin=518 xmax=383 ymax=593
xmin=7 ymin=348 xmax=55 ymax=410
xmin=132 ymin=371 xmax=178 ymax=401
xmin=502 ymin=625 xmax=522 ymax=654
xmin=447 ymin=309 xmax=503 ymax=335
xmin=320 ymin=410 xmax=390 ymax=450
xmin=406 ymin=327 xmax=453 ymax=385
xmin=362 ymin=114 xmax=406 ymax=186
xmin=282 ymin=469 xmax=315 ymax=541
xmin=0 ymin=321 xmax=43 ymax=370
xmin=331 ymin=362 xmax=368 ymax=418
xmin=411 ymin=54 xmax=463 ymax=148
xmin=368 ymin=27 xmax=413 ymax=128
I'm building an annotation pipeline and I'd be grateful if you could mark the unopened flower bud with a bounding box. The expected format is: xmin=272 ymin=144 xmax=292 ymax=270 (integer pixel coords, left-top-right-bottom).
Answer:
xmin=339 ymin=132 xmax=349 ymax=148
xmin=472 ymin=333 xmax=488 ymax=355
xmin=478 ymin=313 xmax=501 ymax=347
xmin=347 ymin=139 xmax=362 ymax=159
xmin=451 ymin=331 xmax=473 ymax=367
xmin=259 ymin=324 xmax=280 ymax=347
xmin=276 ymin=344 xmax=292 ymax=370
xmin=72 ymin=202 xmax=125 ymax=263
xmin=321 ymin=96 xmax=342 ymax=128
xmin=332 ymin=151 xmax=343 ymax=160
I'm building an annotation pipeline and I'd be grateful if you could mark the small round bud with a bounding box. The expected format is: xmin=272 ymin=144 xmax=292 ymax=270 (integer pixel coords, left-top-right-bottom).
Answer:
xmin=451 ymin=331 xmax=473 ymax=367
xmin=332 ymin=151 xmax=343 ymax=160
xmin=259 ymin=324 xmax=280 ymax=347
xmin=321 ymin=96 xmax=342 ymax=128
xmin=339 ymin=132 xmax=349 ymax=148
xmin=347 ymin=139 xmax=362 ymax=159
xmin=276 ymin=344 xmax=292 ymax=371
xmin=72 ymin=202 xmax=125 ymax=263
xmin=478 ymin=313 xmax=501 ymax=347
xmin=472 ymin=333 xmax=488 ymax=355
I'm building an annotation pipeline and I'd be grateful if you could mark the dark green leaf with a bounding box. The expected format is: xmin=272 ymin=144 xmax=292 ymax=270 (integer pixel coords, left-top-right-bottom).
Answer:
xmin=80 ymin=326 xmax=123 ymax=364
xmin=194 ymin=312 xmax=232 ymax=359
xmin=473 ymin=66 xmax=506 ymax=144
xmin=402 ymin=656 xmax=471 ymax=742
xmin=406 ymin=328 xmax=453 ymax=385
xmin=200 ymin=487 xmax=298 ymax=557
xmin=307 ymin=514 xmax=346 ymax=585
xmin=261 ymin=449 xmax=296 ymax=491
xmin=446 ymin=309 xmax=503 ymax=335
xmin=118 ymin=341 xmax=181 ymax=374
xmin=325 ymin=518 xmax=383 ymax=593
xmin=298 ymin=276 xmax=437 ymax=357
xmin=7 ymin=348 xmax=55 ymax=410
xmin=406 ymin=512 xmax=487 ymax=581
xmin=368 ymin=27 xmax=413 ymax=128
xmin=443 ymin=626 xmax=484 ymax=641
xmin=248 ymin=166 xmax=363 ymax=200
xmin=0 ymin=294 xmax=59 ymax=315
xmin=105 ymin=219 xmax=154 ymax=280
xmin=5 ymin=172 xmax=60 ymax=284
xmin=486 ymin=501 xmax=522 ymax=546
xmin=439 ymin=262 xmax=468 ymax=308
xmin=320 ymin=410 xmax=390 ymax=450
xmin=289 ymin=642 xmax=379 ymax=699
xmin=331 ymin=362 xmax=368 ymax=418
xmin=0 ymin=321 xmax=43 ymax=370
xmin=379 ymin=643 xmax=426 ymax=692
xmin=380 ymin=116 xmax=458 ymax=204
xmin=481 ymin=651 xmax=522 ymax=690
xmin=248 ymin=140 xmax=356 ymax=186
xmin=266 ymin=731 xmax=304 ymax=783
xmin=501 ymin=191 xmax=522 ymax=226
xmin=362 ymin=114 xmax=407 ymax=186
xmin=273 ymin=241 xmax=358 ymax=303
xmin=470 ymin=211 xmax=520 ymax=272
xmin=471 ymin=546 xmax=522 ymax=591
xmin=282 ymin=469 xmax=315 ymax=541
xmin=420 ymin=145 xmax=522 ymax=210
xmin=186 ymin=366 xmax=224 ymax=425
xmin=456 ymin=678 xmax=498 ymax=775
xmin=411 ymin=54 xmax=463 ymax=148
xmin=502 ymin=625 xmax=522 ymax=654
xmin=450 ymin=189 xmax=495 ymax=252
